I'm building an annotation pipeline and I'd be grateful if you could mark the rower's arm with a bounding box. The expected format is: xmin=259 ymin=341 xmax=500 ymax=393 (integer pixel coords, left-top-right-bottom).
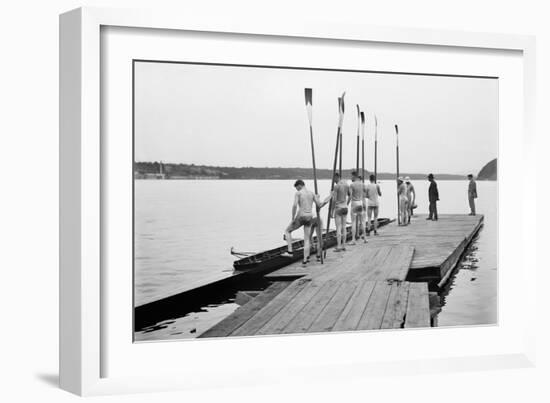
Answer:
xmin=314 ymin=194 xmax=324 ymax=209
xmin=377 ymin=184 xmax=382 ymax=196
xmin=291 ymin=193 xmax=299 ymax=219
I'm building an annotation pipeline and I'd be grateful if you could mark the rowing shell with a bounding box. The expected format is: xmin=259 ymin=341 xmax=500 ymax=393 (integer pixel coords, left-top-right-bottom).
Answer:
xmin=232 ymin=218 xmax=392 ymax=272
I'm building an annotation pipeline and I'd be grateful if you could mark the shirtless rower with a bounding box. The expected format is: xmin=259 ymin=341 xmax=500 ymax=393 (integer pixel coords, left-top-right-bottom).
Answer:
xmin=331 ymin=172 xmax=350 ymax=252
xmin=405 ymin=176 xmax=416 ymax=223
xmin=366 ymin=174 xmax=382 ymax=235
xmin=282 ymin=180 xmax=327 ymax=265
xmin=349 ymin=171 xmax=367 ymax=244
xmin=397 ymin=177 xmax=409 ymax=225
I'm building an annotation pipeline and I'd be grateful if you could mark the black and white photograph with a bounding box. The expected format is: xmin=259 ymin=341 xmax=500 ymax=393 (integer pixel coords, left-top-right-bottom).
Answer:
xmin=133 ymin=60 xmax=498 ymax=342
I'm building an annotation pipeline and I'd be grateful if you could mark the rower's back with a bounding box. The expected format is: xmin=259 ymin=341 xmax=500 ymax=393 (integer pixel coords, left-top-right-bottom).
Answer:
xmin=297 ymin=188 xmax=315 ymax=215
xmin=334 ymin=180 xmax=349 ymax=206
xmin=350 ymin=181 xmax=365 ymax=202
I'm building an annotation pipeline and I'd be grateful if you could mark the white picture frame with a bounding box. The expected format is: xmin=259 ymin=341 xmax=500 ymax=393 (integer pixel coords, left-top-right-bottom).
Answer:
xmin=60 ymin=6 xmax=537 ymax=396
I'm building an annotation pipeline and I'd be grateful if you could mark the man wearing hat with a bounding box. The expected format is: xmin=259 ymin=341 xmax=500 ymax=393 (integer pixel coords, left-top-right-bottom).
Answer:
xmin=427 ymin=173 xmax=439 ymax=221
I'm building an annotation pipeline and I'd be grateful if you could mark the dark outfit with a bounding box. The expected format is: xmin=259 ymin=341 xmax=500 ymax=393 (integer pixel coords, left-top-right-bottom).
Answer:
xmin=428 ymin=180 xmax=439 ymax=220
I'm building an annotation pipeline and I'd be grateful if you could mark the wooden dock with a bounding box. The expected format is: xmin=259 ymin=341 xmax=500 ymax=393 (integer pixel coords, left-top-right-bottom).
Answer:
xmin=266 ymin=214 xmax=484 ymax=287
xmin=199 ymin=214 xmax=483 ymax=338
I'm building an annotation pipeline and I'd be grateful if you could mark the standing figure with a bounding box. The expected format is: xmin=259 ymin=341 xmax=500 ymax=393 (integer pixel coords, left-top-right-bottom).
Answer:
xmin=405 ymin=177 xmax=416 ymax=222
xmin=427 ymin=173 xmax=439 ymax=221
xmin=397 ymin=177 xmax=409 ymax=225
xmin=331 ymin=173 xmax=350 ymax=252
xmin=366 ymin=174 xmax=382 ymax=235
xmin=282 ymin=180 xmax=327 ymax=265
xmin=467 ymin=174 xmax=477 ymax=215
xmin=349 ymin=171 xmax=367 ymax=244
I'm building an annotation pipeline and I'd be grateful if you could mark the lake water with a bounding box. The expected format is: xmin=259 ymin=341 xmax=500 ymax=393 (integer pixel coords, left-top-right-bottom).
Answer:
xmin=134 ymin=179 xmax=497 ymax=340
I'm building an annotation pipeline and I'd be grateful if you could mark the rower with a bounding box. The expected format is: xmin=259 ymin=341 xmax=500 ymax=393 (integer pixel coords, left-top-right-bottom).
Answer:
xmin=366 ymin=174 xmax=382 ymax=235
xmin=330 ymin=172 xmax=350 ymax=252
xmin=405 ymin=176 xmax=416 ymax=222
xmin=397 ymin=177 xmax=409 ymax=225
xmin=282 ymin=180 xmax=327 ymax=265
xmin=349 ymin=171 xmax=367 ymax=244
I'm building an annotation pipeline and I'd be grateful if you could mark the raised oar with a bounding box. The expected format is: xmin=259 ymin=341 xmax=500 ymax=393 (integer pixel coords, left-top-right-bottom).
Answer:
xmin=304 ymin=88 xmax=323 ymax=264
xmin=361 ymin=111 xmax=365 ymax=183
xmin=324 ymin=93 xmax=346 ymax=258
xmin=339 ymin=93 xmax=346 ymax=177
xmin=356 ymin=105 xmax=360 ymax=174
xmin=374 ymin=115 xmax=378 ymax=182
xmin=395 ymin=124 xmax=400 ymax=225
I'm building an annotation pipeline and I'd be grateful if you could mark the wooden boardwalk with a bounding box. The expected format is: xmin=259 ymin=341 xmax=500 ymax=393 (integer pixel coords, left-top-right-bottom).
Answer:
xmin=200 ymin=214 xmax=483 ymax=338
xmin=266 ymin=214 xmax=484 ymax=286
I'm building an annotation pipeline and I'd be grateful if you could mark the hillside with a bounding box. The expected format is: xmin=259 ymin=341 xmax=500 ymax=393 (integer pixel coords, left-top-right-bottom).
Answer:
xmin=477 ymin=158 xmax=497 ymax=180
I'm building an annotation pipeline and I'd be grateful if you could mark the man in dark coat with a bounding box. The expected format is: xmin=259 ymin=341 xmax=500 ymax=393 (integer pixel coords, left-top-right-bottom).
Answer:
xmin=427 ymin=173 xmax=439 ymax=221
xmin=467 ymin=174 xmax=477 ymax=215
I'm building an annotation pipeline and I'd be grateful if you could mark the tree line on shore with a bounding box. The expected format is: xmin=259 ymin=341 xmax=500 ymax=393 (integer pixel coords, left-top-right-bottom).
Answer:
xmin=134 ymin=161 xmax=496 ymax=180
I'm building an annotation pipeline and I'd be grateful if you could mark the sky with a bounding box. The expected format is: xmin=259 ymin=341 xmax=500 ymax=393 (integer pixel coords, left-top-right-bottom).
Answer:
xmin=134 ymin=61 xmax=498 ymax=175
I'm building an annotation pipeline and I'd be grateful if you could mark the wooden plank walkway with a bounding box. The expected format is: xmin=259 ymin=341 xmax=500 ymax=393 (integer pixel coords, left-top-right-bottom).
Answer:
xmin=199 ymin=278 xmax=430 ymax=337
xmin=199 ymin=214 xmax=482 ymax=338
xmin=266 ymin=214 xmax=483 ymax=282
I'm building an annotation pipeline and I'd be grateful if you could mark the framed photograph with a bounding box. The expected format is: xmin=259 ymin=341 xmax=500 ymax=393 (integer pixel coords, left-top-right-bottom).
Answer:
xmin=60 ymin=7 xmax=536 ymax=396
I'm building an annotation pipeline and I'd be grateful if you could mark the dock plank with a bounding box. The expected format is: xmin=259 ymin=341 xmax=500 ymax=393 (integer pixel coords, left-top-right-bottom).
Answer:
xmin=256 ymin=280 xmax=325 ymax=335
xmin=332 ymin=280 xmax=376 ymax=332
xmin=404 ymin=282 xmax=430 ymax=328
xmin=282 ymin=280 xmax=343 ymax=334
xmin=380 ymin=282 xmax=410 ymax=329
xmin=385 ymin=246 xmax=415 ymax=281
xmin=357 ymin=281 xmax=393 ymax=330
xmin=229 ymin=278 xmax=312 ymax=336
xmin=198 ymin=281 xmax=289 ymax=338
xmin=308 ymin=280 xmax=359 ymax=333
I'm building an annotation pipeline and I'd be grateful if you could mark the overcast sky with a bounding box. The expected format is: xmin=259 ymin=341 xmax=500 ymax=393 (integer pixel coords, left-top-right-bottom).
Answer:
xmin=134 ymin=61 xmax=498 ymax=175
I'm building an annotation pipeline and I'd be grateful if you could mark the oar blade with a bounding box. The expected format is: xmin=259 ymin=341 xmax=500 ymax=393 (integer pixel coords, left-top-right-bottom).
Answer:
xmin=341 ymin=92 xmax=346 ymax=113
xmin=304 ymin=88 xmax=313 ymax=125
xmin=360 ymin=111 xmax=365 ymax=139
xmin=304 ymin=88 xmax=313 ymax=106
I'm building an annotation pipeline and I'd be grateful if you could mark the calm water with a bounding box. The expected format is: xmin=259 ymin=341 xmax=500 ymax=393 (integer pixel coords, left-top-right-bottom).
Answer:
xmin=134 ymin=179 xmax=497 ymax=340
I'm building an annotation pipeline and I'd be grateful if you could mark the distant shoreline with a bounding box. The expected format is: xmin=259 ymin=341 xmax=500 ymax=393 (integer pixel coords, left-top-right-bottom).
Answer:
xmin=134 ymin=161 xmax=495 ymax=181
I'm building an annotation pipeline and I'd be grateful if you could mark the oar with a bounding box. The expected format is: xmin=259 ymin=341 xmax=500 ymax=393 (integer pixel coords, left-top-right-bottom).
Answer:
xmin=395 ymin=124 xmax=400 ymax=225
xmin=361 ymin=111 xmax=366 ymax=237
xmin=324 ymin=93 xmax=346 ymax=258
xmin=356 ymin=105 xmax=360 ymax=174
xmin=361 ymin=111 xmax=365 ymax=183
xmin=374 ymin=115 xmax=378 ymax=182
xmin=339 ymin=93 xmax=345 ymax=177
xmin=304 ymin=88 xmax=323 ymax=264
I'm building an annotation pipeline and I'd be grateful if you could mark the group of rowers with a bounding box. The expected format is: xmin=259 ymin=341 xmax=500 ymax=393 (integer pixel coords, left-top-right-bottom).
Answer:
xmin=282 ymin=171 xmax=418 ymax=267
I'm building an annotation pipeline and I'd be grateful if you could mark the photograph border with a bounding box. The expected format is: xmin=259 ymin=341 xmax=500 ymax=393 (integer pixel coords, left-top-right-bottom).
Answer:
xmin=131 ymin=58 xmax=499 ymax=338
xmin=60 ymin=6 xmax=536 ymax=396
